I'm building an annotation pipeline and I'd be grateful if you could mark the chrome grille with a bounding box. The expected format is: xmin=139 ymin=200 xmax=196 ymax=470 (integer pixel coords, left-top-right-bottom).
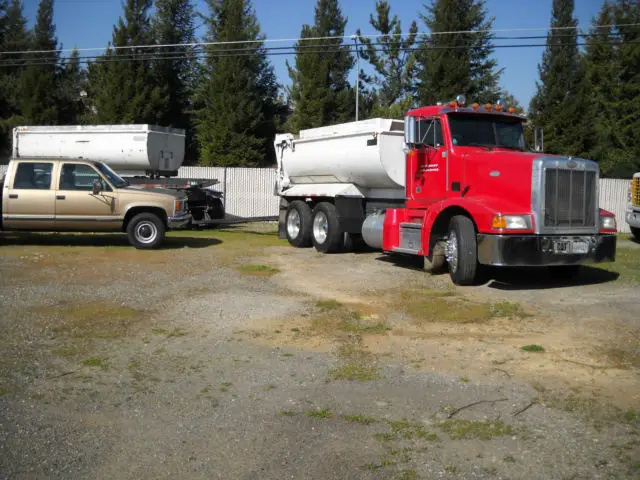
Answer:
xmin=543 ymin=168 xmax=596 ymax=228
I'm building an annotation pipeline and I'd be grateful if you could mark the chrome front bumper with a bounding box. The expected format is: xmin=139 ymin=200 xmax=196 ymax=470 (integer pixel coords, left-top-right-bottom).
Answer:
xmin=626 ymin=207 xmax=640 ymax=229
xmin=168 ymin=212 xmax=192 ymax=229
xmin=476 ymin=234 xmax=616 ymax=267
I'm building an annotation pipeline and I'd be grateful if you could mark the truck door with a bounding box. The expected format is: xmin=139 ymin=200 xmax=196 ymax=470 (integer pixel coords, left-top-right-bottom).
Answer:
xmin=408 ymin=117 xmax=447 ymax=205
xmin=54 ymin=162 xmax=119 ymax=231
xmin=2 ymin=161 xmax=56 ymax=230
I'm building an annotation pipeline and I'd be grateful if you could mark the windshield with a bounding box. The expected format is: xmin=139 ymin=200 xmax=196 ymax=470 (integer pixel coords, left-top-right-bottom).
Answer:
xmin=94 ymin=162 xmax=129 ymax=187
xmin=447 ymin=113 xmax=526 ymax=151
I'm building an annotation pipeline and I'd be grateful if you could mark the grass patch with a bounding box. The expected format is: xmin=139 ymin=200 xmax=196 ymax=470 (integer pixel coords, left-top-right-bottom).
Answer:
xmin=521 ymin=344 xmax=545 ymax=352
xmin=316 ymin=299 xmax=342 ymax=310
xmin=152 ymin=328 xmax=187 ymax=337
xmin=31 ymin=301 xmax=146 ymax=340
xmin=343 ymin=414 xmax=376 ymax=425
xmin=397 ymin=469 xmax=417 ymax=480
xmin=397 ymin=290 xmax=528 ymax=325
xmin=439 ymin=419 xmax=513 ymax=440
xmin=279 ymin=410 xmax=296 ymax=416
xmin=82 ymin=356 xmax=107 ymax=368
xmin=328 ymin=341 xmax=381 ymax=382
xmin=385 ymin=418 xmax=438 ymax=441
xmin=600 ymin=332 xmax=640 ymax=369
xmin=52 ymin=346 xmax=87 ymax=358
xmin=307 ymin=408 xmax=333 ymax=419
xmin=237 ymin=264 xmax=280 ymax=277
xmin=219 ymin=381 xmax=232 ymax=392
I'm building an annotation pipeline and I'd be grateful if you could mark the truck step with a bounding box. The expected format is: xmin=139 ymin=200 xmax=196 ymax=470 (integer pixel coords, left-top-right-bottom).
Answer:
xmin=392 ymin=247 xmax=421 ymax=255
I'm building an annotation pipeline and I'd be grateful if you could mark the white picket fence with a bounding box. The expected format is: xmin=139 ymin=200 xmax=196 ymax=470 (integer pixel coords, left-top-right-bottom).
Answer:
xmin=0 ymin=164 xmax=634 ymax=233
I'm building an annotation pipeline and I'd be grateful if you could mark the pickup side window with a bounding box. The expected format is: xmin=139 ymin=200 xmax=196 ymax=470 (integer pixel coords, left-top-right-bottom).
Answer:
xmin=59 ymin=163 xmax=111 ymax=191
xmin=12 ymin=162 xmax=53 ymax=190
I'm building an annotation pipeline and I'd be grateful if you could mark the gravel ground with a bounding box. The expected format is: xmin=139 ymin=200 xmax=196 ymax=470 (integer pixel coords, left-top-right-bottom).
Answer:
xmin=0 ymin=225 xmax=638 ymax=479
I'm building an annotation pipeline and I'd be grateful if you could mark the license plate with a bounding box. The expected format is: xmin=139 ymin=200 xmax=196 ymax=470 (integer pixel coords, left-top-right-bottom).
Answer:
xmin=553 ymin=239 xmax=589 ymax=254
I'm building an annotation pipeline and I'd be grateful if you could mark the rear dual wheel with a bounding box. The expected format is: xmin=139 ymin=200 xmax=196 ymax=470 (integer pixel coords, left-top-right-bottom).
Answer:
xmin=311 ymin=202 xmax=343 ymax=253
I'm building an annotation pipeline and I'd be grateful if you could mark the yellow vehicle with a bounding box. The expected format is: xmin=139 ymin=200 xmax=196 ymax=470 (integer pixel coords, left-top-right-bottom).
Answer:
xmin=0 ymin=157 xmax=191 ymax=248
xmin=626 ymin=173 xmax=640 ymax=241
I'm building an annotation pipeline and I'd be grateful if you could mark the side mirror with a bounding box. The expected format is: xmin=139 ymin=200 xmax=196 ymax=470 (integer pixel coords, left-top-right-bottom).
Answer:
xmin=404 ymin=116 xmax=417 ymax=146
xmin=92 ymin=179 xmax=103 ymax=195
xmin=534 ymin=127 xmax=544 ymax=152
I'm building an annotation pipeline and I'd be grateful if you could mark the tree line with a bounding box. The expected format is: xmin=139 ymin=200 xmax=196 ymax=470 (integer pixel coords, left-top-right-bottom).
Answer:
xmin=0 ymin=0 xmax=638 ymax=177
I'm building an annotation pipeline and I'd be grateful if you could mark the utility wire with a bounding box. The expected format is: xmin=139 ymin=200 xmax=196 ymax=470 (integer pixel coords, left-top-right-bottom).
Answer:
xmin=0 ymin=39 xmax=637 ymax=68
xmin=1 ymin=22 xmax=638 ymax=56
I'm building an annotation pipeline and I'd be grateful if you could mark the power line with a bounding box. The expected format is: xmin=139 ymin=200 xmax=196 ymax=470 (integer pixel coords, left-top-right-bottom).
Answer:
xmin=1 ymin=22 xmax=638 ymax=57
xmin=0 ymin=39 xmax=637 ymax=68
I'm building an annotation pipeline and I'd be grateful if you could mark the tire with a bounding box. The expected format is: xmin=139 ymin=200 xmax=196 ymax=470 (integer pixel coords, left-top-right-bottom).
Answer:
xmin=631 ymin=227 xmax=640 ymax=242
xmin=311 ymin=202 xmax=343 ymax=253
xmin=285 ymin=200 xmax=313 ymax=248
xmin=126 ymin=212 xmax=166 ymax=249
xmin=548 ymin=264 xmax=581 ymax=280
xmin=445 ymin=215 xmax=479 ymax=285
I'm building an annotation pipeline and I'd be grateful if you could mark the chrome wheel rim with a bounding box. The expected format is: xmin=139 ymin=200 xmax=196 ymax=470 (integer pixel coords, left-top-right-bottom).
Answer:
xmin=286 ymin=209 xmax=301 ymax=239
xmin=313 ymin=211 xmax=328 ymax=244
xmin=135 ymin=221 xmax=158 ymax=244
xmin=445 ymin=231 xmax=458 ymax=273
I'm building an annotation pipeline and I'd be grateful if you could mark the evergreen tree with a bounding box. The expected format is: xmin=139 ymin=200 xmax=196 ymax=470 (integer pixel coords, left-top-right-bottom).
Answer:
xmin=528 ymin=0 xmax=588 ymax=156
xmin=84 ymin=0 xmax=164 ymax=124
xmin=17 ymin=0 xmax=60 ymax=125
xmin=286 ymin=0 xmax=355 ymax=131
xmin=192 ymin=0 xmax=280 ymax=167
xmin=0 ymin=0 xmax=29 ymax=157
xmin=151 ymin=0 xmax=198 ymax=163
xmin=415 ymin=0 xmax=501 ymax=106
xmin=356 ymin=1 xmax=418 ymax=118
xmin=58 ymin=49 xmax=87 ymax=124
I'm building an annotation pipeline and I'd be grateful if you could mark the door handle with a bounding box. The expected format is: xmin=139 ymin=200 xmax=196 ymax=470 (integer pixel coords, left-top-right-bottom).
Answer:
xmin=56 ymin=195 xmax=66 ymax=200
xmin=8 ymin=194 xmax=17 ymax=199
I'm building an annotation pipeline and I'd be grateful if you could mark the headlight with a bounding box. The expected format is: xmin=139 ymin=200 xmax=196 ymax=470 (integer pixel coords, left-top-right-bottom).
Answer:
xmin=492 ymin=214 xmax=531 ymax=230
xmin=600 ymin=215 xmax=616 ymax=230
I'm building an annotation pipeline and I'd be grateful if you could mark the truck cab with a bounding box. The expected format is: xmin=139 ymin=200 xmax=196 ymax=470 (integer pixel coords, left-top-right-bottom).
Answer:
xmin=0 ymin=156 xmax=191 ymax=248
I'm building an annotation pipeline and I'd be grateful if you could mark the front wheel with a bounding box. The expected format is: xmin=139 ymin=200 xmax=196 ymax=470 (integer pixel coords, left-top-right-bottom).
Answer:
xmin=631 ymin=227 xmax=640 ymax=242
xmin=127 ymin=212 xmax=166 ymax=249
xmin=445 ymin=215 xmax=479 ymax=285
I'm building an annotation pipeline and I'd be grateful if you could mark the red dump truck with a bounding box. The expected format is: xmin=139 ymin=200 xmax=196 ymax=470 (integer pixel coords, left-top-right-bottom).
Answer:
xmin=274 ymin=95 xmax=617 ymax=285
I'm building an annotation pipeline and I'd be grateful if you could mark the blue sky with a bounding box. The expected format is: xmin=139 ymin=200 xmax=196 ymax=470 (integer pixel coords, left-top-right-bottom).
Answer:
xmin=25 ymin=0 xmax=605 ymax=109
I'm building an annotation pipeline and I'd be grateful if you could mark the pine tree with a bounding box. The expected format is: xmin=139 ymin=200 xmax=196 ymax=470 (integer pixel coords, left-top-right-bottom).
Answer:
xmin=356 ymin=1 xmax=418 ymax=118
xmin=17 ymin=0 xmax=60 ymax=125
xmin=192 ymin=0 xmax=280 ymax=167
xmin=415 ymin=0 xmax=501 ymax=106
xmin=151 ymin=0 xmax=198 ymax=162
xmin=528 ymin=0 xmax=587 ymax=156
xmin=58 ymin=49 xmax=87 ymax=124
xmin=0 ymin=0 xmax=30 ymax=157
xmin=84 ymin=0 xmax=164 ymax=124
xmin=286 ymin=0 xmax=355 ymax=131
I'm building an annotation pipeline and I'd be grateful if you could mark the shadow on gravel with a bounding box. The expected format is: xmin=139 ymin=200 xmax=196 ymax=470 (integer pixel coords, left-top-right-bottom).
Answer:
xmin=484 ymin=266 xmax=620 ymax=290
xmin=375 ymin=254 xmax=620 ymax=290
xmin=0 ymin=232 xmax=222 ymax=249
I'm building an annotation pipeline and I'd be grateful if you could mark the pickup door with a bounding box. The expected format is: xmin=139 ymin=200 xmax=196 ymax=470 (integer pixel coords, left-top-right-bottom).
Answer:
xmin=54 ymin=162 xmax=120 ymax=231
xmin=2 ymin=161 xmax=56 ymax=230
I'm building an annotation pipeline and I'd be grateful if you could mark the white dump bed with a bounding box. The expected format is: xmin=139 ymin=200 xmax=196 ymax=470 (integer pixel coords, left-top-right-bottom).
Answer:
xmin=12 ymin=125 xmax=186 ymax=173
xmin=275 ymin=118 xmax=406 ymax=194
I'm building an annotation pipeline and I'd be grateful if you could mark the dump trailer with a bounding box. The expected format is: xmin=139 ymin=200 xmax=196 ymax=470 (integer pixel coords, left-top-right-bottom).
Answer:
xmin=12 ymin=125 xmax=225 ymax=226
xmin=274 ymin=96 xmax=617 ymax=286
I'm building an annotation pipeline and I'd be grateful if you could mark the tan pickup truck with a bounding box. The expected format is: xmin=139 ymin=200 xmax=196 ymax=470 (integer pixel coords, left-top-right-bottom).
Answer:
xmin=0 ymin=157 xmax=191 ymax=248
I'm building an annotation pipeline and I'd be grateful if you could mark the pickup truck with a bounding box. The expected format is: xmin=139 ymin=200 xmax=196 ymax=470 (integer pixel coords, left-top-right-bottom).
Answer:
xmin=0 ymin=156 xmax=191 ymax=248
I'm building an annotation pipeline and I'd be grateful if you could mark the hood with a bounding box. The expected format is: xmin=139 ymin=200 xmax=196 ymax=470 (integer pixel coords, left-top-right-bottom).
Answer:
xmin=462 ymin=149 xmax=542 ymax=212
xmin=121 ymin=185 xmax=184 ymax=199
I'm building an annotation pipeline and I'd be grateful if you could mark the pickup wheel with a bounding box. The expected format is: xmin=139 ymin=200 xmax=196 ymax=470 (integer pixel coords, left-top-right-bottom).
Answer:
xmin=285 ymin=200 xmax=313 ymax=248
xmin=127 ymin=212 xmax=166 ymax=249
xmin=445 ymin=215 xmax=479 ymax=285
xmin=311 ymin=202 xmax=343 ymax=253
xmin=631 ymin=227 xmax=640 ymax=242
